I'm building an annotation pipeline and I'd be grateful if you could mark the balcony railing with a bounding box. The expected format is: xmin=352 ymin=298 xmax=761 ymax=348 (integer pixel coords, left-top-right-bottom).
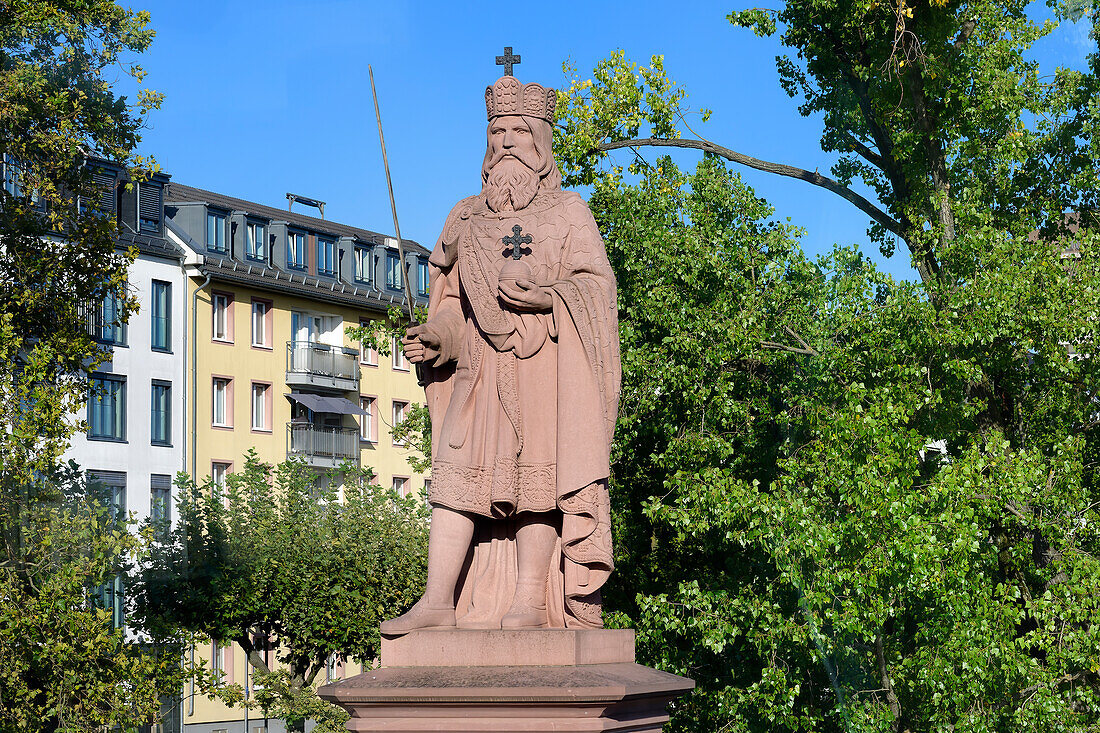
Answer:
xmin=286 ymin=341 xmax=359 ymax=390
xmin=286 ymin=423 xmax=360 ymax=468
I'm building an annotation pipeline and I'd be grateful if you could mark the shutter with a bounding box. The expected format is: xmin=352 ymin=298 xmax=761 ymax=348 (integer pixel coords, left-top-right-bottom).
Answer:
xmin=89 ymin=470 xmax=126 ymax=486
xmin=139 ymin=183 xmax=161 ymax=226
xmin=92 ymin=169 xmax=116 ymax=212
xmin=150 ymin=474 xmax=171 ymax=490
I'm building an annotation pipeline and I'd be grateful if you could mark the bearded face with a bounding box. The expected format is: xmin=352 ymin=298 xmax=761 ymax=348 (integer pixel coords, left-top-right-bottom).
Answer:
xmin=481 ymin=115 xmax=561 ymax=212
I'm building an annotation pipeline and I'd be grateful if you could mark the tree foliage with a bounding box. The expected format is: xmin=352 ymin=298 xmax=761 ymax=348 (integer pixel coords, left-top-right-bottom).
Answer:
xmin=0 ymin=2 xmax=176 ymax=730
xmin=556 ymin=4 xmax=1100 ymax=731
xmin=135 ymin=454 xmax=429 ymax=731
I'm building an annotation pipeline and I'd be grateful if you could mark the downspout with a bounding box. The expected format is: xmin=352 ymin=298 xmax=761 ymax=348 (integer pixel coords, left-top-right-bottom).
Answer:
xmin=192 ymin=273 xmax=211 ymax=481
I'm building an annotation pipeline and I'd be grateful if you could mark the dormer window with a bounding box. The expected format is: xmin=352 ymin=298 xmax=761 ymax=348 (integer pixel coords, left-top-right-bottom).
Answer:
xmin=287 ymin=231 xmax=306 ymax=270
xmin=207 ymin=211 xmax=227 ymax=253
xmin=138 ymin=182 xmax=162 ymax=232
xmin=385 ymin=250 xmax=402 ymax=290
xmin=354 ymin=246 xmax=371 ymax=284
xmin=316 ymin=236 xmax=335 ymax=277
xmin=246 ymin=221 xmax=266 ymax=262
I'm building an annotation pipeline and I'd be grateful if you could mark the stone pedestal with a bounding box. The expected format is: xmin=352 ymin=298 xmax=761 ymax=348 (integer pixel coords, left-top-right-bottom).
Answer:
xmin=318 ymin=629 xmax=693 ymax=732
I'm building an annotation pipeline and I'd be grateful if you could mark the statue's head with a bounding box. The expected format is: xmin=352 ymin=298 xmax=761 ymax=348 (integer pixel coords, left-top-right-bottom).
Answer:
xmin=481 ymin=76 xmax=562 ymax=212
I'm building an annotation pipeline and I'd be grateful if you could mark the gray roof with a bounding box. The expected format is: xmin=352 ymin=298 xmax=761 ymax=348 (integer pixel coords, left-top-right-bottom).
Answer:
xmin=116 ymin=226 xmax=184 ymax=261
xmin=165 ymin=182 xmax=429 ymax=255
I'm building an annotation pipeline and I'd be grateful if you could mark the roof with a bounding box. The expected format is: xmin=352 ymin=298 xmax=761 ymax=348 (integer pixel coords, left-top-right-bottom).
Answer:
xmin=165 ymin=182 xmax=429 ymax=255
xmin=116 ymin=226 xmax=184 ymax=261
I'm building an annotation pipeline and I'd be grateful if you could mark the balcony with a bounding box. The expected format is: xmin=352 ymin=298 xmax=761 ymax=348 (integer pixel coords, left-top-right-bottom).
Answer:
xmin=286 ymin=341 xmax=360 ymax=392
xmin=286 ymin=423 xmax=360 ymax=468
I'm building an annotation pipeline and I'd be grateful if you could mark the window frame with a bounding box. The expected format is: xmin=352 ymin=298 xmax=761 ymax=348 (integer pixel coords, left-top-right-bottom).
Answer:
xmin=250 ymin=381 xmax=272 ymax=433
xmin=211 ymin=291 xmax=233 ymax=343
xmin=150 ymin=280 xmax=171 ymax=352
xmin=392 ymin=335 xmax=409 ymax=371
xmin=358 ymin=319 xmax=378 ymax=366
xmin=391 ymin=400 xmax=408 ymax=446
xmin=250 ymin=298 xmax=272 ymax=349
xmin=353 ymin=246 xmax=371 ymax=284
xmin=206 ymin=210 xmax=227 ymax=254
xmin=385 ymin=250 xmax=403 ymax=290
xmin=150 ymin=379 xmax=172 ymax=446
xmin=417 ymin=258 xmax=429 ymax=297
xmin=359 ymin=395 xmax=377 ymax=443
xmin=316 ymin=235 xmax=336 ymax=277
xmin=245 ymin=220 xmax=267 ymax=262
xmin=88 ymin=374 xmax=126 ymax=442
xmin=212 ymin=376 xmax=233 ymax=428
xmin=286 ymin=230 xmax=307 ymax=270
xmin=392 ymin=475 xmax=410 ymax=497
xmin=92 ymin=290 xmax=127 ymax=346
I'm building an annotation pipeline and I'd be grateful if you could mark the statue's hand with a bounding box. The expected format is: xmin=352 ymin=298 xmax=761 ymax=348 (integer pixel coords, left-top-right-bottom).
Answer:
xmin=403 ymin=323 xmax=442 ymax=364
xmin=499 ymin=278 xmax=552 ymax=312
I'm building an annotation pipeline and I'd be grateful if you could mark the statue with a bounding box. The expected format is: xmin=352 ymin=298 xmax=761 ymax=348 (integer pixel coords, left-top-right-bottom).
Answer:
xmin=380 ymin=67 xmax=620 ymax=633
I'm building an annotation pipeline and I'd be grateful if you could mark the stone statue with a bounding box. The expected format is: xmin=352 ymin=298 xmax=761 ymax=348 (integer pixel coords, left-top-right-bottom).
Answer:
xmin=380 ymin=71 xmax=620 ymax=633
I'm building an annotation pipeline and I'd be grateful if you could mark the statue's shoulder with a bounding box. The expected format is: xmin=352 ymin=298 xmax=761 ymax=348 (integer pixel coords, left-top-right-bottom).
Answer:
xmin=439 ymin=195 xmax=480 ymax=250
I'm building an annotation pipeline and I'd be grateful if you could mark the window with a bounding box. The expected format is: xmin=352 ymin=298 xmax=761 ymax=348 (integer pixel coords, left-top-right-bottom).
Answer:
xmin=417 ymin=258 xmax=429 ymax=296
xmin=359 ymin=396 xmax=376 ymax=442
xmin=251 ymin=300 xmax=270 ymax=348
xmin=92 ymin=290 xmax=127 ymax=345
xmin=151 ymin=380 xmax=171 ymax=445
xmin=212 ymin=292 xmax=232 ymax=342
xmin=391 ymin=400 xmax=408 ymax=446
xmin=326 ymin=653 xmax=343 ymax=682
xmin=385 ymin=250 xmax=403 ymax=290
xmin=150 ymin=280 xmax=171 ymax=351
xmin=138 ymin=182 xmax=162 ymax=232
xmin=212 ymin=377 xmax=232 ymax=427
xmin=93 ymin=574 xmax=124 ymax=629
xmin=316 ymin=236 xmax=335 ymax=276
xmin=151 ymin=474 xmax=171 ymax=537
xmin=251 ymin=382 xmax=270 ymax=432
xmin=211 ymin=642 xmax=224 ymax=683
xmin=423 ymin=478 xmax=432 ymax=495
xmin=392 ymin=476 xmax=409 ymax=497
xmin=88 ymin=375 xmax=126 ymax=441
xmin=246 ymin=221 xmax=266 ymax=261
xmin=206 ymin=211 xmax=226 ymax=253
xmin=89 ymin=470 xmax=126 ymax=523
xmin=359 ymin=320 xmax=377 ymax=365
xmin=287 ymin=231 xmax=306 ymax=269
xmin=211 ymin=462 xmax=231 ymax=497
xmin=354 ymin=246 xmax=371 ymax=283
xmin=392 ymin=336 xmax=409 ymax=371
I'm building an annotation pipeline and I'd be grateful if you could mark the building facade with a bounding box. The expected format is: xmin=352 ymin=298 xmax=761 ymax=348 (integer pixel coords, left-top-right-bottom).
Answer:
xmin=163 ymin=182 xmax=429 ymax=733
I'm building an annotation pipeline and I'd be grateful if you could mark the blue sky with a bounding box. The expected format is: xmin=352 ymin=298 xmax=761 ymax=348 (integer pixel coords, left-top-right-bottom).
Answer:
xmin=124 ymin=1 xmax=1093 ymax=281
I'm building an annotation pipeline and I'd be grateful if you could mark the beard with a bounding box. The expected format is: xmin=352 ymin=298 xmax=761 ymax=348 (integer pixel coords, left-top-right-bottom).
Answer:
xmin=483 ymin=156 xmax=539 ymax=212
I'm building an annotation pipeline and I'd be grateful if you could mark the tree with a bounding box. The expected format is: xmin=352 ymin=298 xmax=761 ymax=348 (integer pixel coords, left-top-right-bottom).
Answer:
xmin=135 ymin=453 xmax=429 ymax=732
xmin=0 ymin=2 xmax=178 ymax=730
xmin=555 ymin=5 xmax=1100 ymax=731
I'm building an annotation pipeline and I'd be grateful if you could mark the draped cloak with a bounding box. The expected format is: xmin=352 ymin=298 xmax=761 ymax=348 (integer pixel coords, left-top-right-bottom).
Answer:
xmin=420 ymin=189 xmax=621 ymax=629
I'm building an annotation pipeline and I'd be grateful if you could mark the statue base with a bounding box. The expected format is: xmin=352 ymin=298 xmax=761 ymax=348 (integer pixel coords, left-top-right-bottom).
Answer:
xmin=318 ymin=629 xmax=694 ymax=732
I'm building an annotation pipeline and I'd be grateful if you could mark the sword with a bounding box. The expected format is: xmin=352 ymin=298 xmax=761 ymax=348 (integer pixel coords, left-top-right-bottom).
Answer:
xmin=369 ymin=65 xmax=426 ymax=386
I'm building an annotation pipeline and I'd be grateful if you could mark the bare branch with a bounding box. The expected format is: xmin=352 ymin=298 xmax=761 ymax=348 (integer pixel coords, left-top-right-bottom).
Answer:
xmin=953 ymin=18 xmax=977 ymax=50
xmin=838 ymin=131 xmax=885 ymax=169
xmin=596 ymin=137 xmax=907 ymax=241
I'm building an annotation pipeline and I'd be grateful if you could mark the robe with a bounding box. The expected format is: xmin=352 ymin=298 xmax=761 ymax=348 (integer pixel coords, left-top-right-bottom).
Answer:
xmin=419 ymin=189 xmax=621 ymax=628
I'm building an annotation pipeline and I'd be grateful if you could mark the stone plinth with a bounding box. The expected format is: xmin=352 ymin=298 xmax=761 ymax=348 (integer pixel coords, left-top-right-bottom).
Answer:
xmin=318 ymin=629 xmax=693 ymax=733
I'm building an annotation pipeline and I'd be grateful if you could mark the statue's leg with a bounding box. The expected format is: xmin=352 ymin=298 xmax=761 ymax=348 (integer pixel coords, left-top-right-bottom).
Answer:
xmin=501 ymin=512 xmax=556 ymax=629
xmin=380 ymin=505 xmax=474 ymax=634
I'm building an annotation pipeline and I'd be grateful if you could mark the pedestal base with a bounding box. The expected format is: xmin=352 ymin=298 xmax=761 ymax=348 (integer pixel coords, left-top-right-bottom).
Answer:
xmin=318 ymin=630 xmax=693 ymax=733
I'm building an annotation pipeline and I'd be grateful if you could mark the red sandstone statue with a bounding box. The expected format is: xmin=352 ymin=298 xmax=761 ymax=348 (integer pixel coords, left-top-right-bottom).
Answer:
xmin=380 ymin=72 xmax=620 ymax=633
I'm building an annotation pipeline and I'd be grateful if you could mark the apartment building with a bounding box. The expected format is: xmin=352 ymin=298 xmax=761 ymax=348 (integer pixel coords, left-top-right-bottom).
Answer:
xmin=63 ymin=162 xmax=186 ymax=627
xmin=162 ymin=182 xmax=429 ymax=733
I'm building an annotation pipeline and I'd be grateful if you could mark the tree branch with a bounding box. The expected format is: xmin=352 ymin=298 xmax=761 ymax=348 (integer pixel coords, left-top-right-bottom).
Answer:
xmin=596 ymin=137 xmax=906 ymax=241
xmin=875 ymin=632 xmax=902 ymax=733
xmin=838 ymin=130 xmax=885 ymax=169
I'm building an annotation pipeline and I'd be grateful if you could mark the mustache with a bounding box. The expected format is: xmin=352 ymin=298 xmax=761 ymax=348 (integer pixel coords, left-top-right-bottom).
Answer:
xmin=487 ymin=149 xmax=538 ymax=171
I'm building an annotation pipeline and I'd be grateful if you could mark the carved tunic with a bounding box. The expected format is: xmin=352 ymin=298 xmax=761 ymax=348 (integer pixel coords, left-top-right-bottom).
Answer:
xmin=420 ymin=189 xmax=620 ymax=627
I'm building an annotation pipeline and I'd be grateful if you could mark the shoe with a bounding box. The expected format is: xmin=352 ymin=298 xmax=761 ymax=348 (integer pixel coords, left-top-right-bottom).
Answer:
xmin=380 ymin=602 xmax=456 ymax=635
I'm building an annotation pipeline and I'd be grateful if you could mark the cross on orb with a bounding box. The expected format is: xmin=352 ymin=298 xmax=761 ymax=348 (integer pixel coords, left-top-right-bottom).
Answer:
xmin=502 ymin=224 xmax=533 ymax=260
xmin=496 ymin=46 xmax=521 ymax=76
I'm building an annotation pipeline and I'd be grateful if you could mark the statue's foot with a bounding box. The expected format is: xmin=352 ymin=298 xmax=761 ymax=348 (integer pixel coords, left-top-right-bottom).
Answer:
xmin=380 ymin=601 xmax=456 ymax=635
xmin=500 ymin=603 xmax=549 ymax=630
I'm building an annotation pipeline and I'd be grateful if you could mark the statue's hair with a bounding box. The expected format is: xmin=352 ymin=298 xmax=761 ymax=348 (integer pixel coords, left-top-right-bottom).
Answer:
xmin=481 ymin=115 xmax=562 ymax=192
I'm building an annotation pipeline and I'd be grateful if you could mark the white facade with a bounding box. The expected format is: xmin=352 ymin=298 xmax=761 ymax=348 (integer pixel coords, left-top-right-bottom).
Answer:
xmin=64 ymin=250 xmax=187 ymax=526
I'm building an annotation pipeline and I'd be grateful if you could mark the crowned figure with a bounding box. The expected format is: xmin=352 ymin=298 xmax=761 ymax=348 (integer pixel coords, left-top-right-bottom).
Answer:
xmin=381 ymin=69 xmax=620 ymax=633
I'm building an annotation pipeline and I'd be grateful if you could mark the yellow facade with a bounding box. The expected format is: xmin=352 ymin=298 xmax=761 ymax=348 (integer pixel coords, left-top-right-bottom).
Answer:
xmin=183 ymin=276 xmax=425 ymax=731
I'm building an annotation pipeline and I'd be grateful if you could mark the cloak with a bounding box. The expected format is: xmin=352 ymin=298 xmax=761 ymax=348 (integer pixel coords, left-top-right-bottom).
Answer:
xmin=419 ymin=189 xmax=621 ymax=628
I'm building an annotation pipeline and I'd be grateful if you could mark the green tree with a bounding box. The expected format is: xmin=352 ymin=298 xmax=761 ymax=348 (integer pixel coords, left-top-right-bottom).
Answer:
xmin=135 ymin=453 xmax=429 ymax=732
xmin=556 ymin=5 xmax=1100 ymax=731
xmin=0 ymin=2 xmax=178 ymax=730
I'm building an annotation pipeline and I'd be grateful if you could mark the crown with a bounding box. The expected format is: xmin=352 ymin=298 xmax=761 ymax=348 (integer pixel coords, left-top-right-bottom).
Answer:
xmin=485 ymin=76 xmax=557 ymax=122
